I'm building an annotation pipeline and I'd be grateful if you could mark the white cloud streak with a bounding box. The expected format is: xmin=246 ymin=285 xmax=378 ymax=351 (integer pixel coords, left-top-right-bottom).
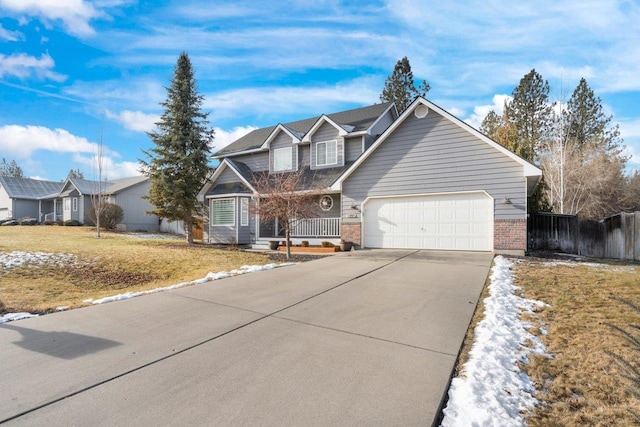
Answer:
xmin=0 ymin=125 xmax=109 ymax=158
xmin=0 ymin=23 xmax=23 ymax=41
xmin=0 ymin=52 xmax=66 ymax=81
xmin=106 ymin=109 xmax=159 ymax=133
xmin=0 ymin=0 xmax=101 ymax=37
xmin=72 ymin=153 xmax=141 ymax=179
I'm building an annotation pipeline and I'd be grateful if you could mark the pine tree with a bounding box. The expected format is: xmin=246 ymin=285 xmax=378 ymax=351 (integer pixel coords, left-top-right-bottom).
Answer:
xmin=0 ymin=158 xmax=23 ymax=177
xmin=380 ymin=56 xmax=430 ymax=113
xmin=67 ymin=168 xmax=84 ymax=179
xmin=140 ymin=52 xmax=214 ymax=244
xmin=505 ymin=69 xmax=553 ymax=163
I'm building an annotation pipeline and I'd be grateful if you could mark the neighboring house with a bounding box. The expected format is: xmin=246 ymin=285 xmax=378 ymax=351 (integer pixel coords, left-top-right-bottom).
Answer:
xmin=0 ymin=176 xmax=62 ymax=221
xmin=198 ymin=98 xmax=542 ymax=255
xmin=54 ymin=176 xmax=160 ymax=232
xmin=0 ymin=175 xmax=159 ymax=232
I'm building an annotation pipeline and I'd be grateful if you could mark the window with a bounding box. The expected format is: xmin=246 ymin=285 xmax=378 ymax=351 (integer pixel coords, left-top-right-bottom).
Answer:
xmin=316 ymin=140 xmax=337 ymax=166
xmin=240 ymin=198 xmax=249 ymax=226
xmin=211 ymin=198 xmax=235 ymax=226
xmin=273 ymin=147 xmax=292 ymax=171
xmin=319 ymin=195 xmax=333 ymax=211
xmin=72 ymin=198 xmax=78 ymax=212
xmin=64 ymin=198 xmax=71 ymax=211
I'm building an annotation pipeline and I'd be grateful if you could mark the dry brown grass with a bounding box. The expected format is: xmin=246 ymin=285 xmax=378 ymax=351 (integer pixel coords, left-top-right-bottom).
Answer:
xmin=0 ymin=226 xmax=269 ymax=314
xmin=515 ymin=257 xmax=640 ymax=426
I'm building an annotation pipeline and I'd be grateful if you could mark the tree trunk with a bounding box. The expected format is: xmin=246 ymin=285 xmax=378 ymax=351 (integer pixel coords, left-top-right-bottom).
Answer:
xmin=184 ymin=215 xmax=194 ymax=245
xmin=285 ymin=225 xmax=291 ymax=260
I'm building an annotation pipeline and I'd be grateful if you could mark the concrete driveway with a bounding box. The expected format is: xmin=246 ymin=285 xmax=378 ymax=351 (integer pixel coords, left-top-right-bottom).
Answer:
xmin=0 ymin=250 xmax=493 ymax=426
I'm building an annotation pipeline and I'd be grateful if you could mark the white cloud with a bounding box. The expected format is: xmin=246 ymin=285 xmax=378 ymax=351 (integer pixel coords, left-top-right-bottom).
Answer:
xmin=65 ymin=78 xmax=165 ymax=111
xmin=0 ymin=52 xmax=66 ymax=81
xmin=106 ymin=109 xmax=159 ymax=133
xmin=72 ymin=153 xmax=141 ymax=179
xmin=0 ymin=0 xmax=101 ymax=37
xmin=0 ymin=125 xmax=106 ymax=158
xmin=464 ymin=94 xmax=513 ymax=129
xmin=212 ymin=126 xmax=256 ymax=152
xmin=203 ymin=77 xmax=381 ymax=120
xmin=0 ymin=23 xmax=23 ymax=41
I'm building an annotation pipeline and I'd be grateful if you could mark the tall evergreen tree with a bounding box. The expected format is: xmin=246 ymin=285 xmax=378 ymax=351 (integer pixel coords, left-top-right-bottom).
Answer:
xmin=505 ymin=69 xmax=553 ymax=163
xmin=380 ymin=56 xmax=430 ymax=113
xmin=0 ymin=158 xmax=23 ymax=177
xmin=140 ymin=52 xmax=214 ymax=244
xmin=566 ymin=78 xmax=621 ymax=152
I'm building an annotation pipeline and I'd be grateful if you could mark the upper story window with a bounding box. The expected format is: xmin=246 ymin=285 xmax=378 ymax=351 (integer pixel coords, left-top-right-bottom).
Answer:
xmin=273 ymin=147 xmax=292 ymax=171
xmin=316 ymin=140 xmax=337 ymax=167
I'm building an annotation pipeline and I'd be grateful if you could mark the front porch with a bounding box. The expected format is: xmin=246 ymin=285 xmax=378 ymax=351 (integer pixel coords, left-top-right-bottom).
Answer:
xmin=253 ymin=217 xmax=342 ymax=249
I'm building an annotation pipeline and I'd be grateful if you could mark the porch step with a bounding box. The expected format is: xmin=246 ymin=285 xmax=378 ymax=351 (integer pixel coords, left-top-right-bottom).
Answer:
xmin=251 ymin=244 xmax=270 ymax=250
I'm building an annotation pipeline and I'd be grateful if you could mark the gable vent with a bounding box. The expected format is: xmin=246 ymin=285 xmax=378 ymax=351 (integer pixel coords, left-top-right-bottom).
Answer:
xmin=414 ymin=105 xmax=429 ymax=118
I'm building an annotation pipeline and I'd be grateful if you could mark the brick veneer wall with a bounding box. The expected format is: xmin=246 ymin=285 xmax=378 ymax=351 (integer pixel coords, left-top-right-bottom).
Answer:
xmin=341 ymin=222 xmax=361 ymax=246
xmin=494 ymin=219 xmax=526 ymax=251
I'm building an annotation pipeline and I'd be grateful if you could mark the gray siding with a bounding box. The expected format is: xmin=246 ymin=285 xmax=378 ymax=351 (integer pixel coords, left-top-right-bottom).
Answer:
xmin=369 ymin=109 xmax=395 ymax=139
xmin=217 ymin=167 xmax=243 ymax=185
xmin=342 ymin=112 xmax=527 ymax=222
xmin=231 ymin=152 xmax=269 ymax=172
xmin=13 ymin=200 xmax=39 ymax=220
xmin=298 ymin=145 xmax=310 ymax=168
xmin=313 ymin=122 xmax=339 ymax=142
xmin=112 ymin=181 xmax=159 ymax=232
xmin=345 ymin=136 xmax=364 ymax=162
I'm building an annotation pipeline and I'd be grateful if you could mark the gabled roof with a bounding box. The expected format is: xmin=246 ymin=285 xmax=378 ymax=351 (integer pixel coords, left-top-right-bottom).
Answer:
xmin=261 ymin=124 xmax=303 ymax=149
xmin=215 ymin=102 xmax=395 ymax=157
xmin=59 ymin=176 xmax=148 ymax=197
xmin=102 ymin=176 xmax=148 ymax=194
xmin=331 ymin=97 xmax=542 ymax=192
xmin=0 ymin=176 xmax=63 ymax=200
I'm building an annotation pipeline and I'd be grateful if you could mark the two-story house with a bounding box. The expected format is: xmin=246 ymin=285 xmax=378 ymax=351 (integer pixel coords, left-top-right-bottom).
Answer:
xmin=198 ymin=97 xmax=542 ymax=255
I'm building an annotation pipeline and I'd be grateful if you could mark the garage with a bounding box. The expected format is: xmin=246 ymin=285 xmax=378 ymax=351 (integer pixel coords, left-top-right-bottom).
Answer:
xmin=362 ymin=192 xmax=493 ymax=251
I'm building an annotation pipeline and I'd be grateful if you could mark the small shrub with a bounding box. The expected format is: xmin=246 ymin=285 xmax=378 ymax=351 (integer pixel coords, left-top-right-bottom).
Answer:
xmin=89 ymin=203 xmax=124 ymax=230
xmin=64 ymin=219 xmax=80 ymax=226
xmin=19 ymin=217 xmax=37 ymax=225
xmin=301 ymin=240 xmax=309 ymax=247
xmin=43 ymin=220 xmax=57 ymax=226
xmin=321 ymin=241 xmax=334 ymax=248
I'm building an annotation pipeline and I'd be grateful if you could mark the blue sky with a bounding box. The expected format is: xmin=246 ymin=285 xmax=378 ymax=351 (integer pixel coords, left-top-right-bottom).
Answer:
xmin=1 ymin=0 xmax=639 ymax=181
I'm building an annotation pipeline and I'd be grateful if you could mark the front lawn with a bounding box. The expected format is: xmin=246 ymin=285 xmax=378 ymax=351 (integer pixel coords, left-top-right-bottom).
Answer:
xmin=0 ymin=226 xmax=269 ymax=314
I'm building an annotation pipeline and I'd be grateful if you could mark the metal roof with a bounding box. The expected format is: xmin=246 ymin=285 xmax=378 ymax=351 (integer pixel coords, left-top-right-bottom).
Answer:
xmin=0 ymin=176 xmax=63 ymax=200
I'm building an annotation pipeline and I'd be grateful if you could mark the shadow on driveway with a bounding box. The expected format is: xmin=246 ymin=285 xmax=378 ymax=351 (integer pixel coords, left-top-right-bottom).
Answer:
xmin=1 ymin=323 xmax=121 ymax=360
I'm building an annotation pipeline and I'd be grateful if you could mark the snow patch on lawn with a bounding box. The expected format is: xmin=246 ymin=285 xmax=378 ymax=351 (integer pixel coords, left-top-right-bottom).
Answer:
xmin=440 ymin=256 xmax=549 ymax=427
xmin=0 ymin=251 xmax=77 ymax=272
xmin=0 ymin=255 xmax=294 ymax=323
xmin=542 ymin=259 xmax=636 ymax=272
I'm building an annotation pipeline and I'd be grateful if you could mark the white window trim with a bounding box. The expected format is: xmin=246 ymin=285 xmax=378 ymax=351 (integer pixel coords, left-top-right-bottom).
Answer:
xmin=273 ymin=147 xmax=292 ymax=172
xmin=316 ymin=140 xmax=338 ymax=167
xmin=72 ymin=197 xmax=78 ymax=212
xmin=240 ymin=198 xmax=249 ymax=226
xmin=211 ymin=198 xmax=236 ymax=226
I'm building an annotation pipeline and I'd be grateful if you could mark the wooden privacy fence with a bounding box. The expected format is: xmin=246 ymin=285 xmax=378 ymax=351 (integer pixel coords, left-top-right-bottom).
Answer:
xmin=528 ymin=212 xmax=640 ymax=261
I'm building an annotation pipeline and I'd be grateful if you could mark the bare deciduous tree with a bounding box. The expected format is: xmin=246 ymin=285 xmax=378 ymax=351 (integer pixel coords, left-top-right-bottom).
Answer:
xmin=251 ymin=169 xmax=319 ymax=259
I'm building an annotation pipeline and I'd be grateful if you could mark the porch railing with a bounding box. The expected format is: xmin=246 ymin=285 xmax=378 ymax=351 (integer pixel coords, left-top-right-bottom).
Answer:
xmin=290 ymin=217 xmax=340 ymax=237
xmin=44 ymin=212 xmax=63 ymax=222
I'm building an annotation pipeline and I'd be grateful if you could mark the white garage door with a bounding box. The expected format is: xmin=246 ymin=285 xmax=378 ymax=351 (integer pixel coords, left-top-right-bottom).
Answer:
xmin=363 ymin=192 xmax=493 ymax=251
